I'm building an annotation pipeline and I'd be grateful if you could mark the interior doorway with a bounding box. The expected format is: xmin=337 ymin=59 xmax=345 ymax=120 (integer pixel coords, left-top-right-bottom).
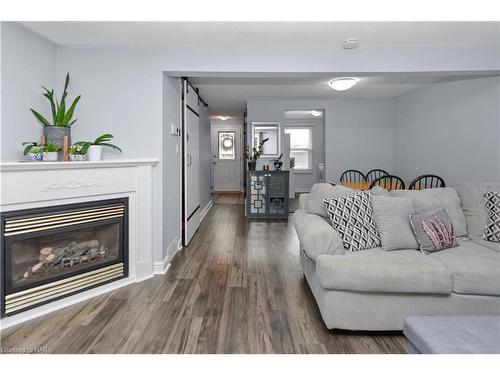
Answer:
xmin=211 ymin=125 xmax=243 ymax=192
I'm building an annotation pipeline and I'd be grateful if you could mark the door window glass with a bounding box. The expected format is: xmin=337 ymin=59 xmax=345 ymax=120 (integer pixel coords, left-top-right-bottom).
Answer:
xmin=218 ymin=131 xmax=235 ymax=160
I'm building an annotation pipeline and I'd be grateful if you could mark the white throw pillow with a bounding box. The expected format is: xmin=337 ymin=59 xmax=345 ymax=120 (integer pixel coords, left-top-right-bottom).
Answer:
xmin=371 ymin=196 xmax=419 ymax=251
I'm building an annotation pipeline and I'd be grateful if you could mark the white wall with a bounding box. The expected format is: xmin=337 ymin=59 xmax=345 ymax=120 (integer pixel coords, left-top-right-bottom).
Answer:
xmin=394 ymin=77 xmax=500 ymax=184
xmin=1 ymin=22 xmax=58 ymax=160
xmin=247 ymin=99 xmax=395 ymax=185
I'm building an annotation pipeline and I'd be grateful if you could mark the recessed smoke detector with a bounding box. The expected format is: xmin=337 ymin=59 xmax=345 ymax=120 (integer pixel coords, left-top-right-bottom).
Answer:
xmin=343 ymin=38 xmax=359 ymax=49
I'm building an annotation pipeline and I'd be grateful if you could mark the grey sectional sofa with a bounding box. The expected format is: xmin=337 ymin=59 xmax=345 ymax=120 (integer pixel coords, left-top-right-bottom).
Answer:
xmin=292 ymin=181 xmax=500 ymax=331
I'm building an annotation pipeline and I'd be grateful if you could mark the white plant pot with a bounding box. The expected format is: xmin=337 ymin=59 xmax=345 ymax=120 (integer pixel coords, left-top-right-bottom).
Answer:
xmin=42 ymin=152 xmax=58 ymax=162
xmin=87 ymin=145 xmax=103 ymax=161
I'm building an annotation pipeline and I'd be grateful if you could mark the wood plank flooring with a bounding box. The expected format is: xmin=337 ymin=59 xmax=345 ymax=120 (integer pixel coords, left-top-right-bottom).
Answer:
xmin=0 ymin=195 xmax=407 ymax=354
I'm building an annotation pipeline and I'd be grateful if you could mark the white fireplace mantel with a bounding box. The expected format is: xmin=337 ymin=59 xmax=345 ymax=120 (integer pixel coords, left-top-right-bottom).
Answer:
xmin=0 ymin=159 xmax=159 ymax=329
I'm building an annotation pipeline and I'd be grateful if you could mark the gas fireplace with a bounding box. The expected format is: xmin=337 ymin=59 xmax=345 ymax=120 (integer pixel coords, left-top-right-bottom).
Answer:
xmin=1 ymin=198 xmax=128 ymax=317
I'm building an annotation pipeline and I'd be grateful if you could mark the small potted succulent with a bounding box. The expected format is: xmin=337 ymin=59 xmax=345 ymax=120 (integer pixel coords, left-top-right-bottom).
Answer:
xmin=42 ymin=142 xmax=61 ymax=162
xmin=74 ymin=133 xmax=122 ymax=162
xmin=69 ymin=144 xmax=87 ymax=162
xmin=22 ymin=141 xmax=43 ymax=162
xmin=244 ymin=138 xmax=269 ymax=170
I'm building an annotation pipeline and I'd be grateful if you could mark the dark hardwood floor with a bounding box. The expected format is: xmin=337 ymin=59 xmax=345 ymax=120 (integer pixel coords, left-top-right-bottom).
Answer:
xmin=1 ymin=195 xmax=407 ymax=354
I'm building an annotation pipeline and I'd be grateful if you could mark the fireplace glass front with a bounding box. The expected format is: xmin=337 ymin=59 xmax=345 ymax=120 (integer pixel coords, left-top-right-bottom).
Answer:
xmin=1 ymin=198 xmax=128 ymax=316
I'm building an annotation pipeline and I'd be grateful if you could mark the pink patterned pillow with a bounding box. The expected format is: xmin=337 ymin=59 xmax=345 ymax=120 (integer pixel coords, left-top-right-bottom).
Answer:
xmin=409 ymin=209 xmax=458 ymax=253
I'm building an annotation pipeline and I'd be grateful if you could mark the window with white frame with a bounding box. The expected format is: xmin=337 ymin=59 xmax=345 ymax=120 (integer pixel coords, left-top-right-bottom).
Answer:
xmin=284 ymin=127 xmax=312 ymax=171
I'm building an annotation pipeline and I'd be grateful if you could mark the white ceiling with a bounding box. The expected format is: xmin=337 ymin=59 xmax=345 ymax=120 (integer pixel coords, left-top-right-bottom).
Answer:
xmin=22 ymin=22 xmax=500 ymax=48
xmin=191 ymin=74 xmax=495 ymax=116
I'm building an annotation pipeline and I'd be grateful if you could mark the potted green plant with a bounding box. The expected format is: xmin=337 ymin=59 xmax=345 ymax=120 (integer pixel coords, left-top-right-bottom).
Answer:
xmin=42 ymin=142 xmax=61 ymax=162
xmin=69 ymin=144 xmax=87 ymax=162
xmin=74 ymin=134 xmax=122 ymax=162
xmin=244 ymin=138 xmax=269 ymax=170
xmin=22 ymin=141 xmax=43 ymax=162
xmin=30 ymin=73 xmax=81 ymax=151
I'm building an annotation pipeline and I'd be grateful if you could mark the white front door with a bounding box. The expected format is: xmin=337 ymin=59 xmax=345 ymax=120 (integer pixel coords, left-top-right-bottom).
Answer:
xmin=211 ymin=125 xmax=242 ymax=192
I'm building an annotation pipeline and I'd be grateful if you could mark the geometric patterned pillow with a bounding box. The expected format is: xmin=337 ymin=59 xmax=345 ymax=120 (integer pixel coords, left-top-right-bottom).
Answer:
xmin=323 ymin=191 xmax=381 ymax=251
xmin=483 ymin=191 xmax=500 ymax=242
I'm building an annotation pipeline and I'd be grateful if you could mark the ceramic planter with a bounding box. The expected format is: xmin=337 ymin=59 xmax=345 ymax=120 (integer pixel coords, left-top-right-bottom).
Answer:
xmin=44 ymin=126 xmax=71 ymax=149
xmin=28 ymin=152 xmax=43 ymax=162
xmin=87 ymin=145 xmax=103 ymax=161
xmin=42 ymin=152 xmax=58 ymax=162
xmin=69 ymin=154 xmax=87 ymax=162
xmin=248 ymin=161 xmax=256 ymax=171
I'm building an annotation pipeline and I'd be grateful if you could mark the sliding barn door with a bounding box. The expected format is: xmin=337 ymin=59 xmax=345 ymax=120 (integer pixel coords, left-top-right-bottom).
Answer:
xmin=183 ymin=80 xmax=200 ymax=246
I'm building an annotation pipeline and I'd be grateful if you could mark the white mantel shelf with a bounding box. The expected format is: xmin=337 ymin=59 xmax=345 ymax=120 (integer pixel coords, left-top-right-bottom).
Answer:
xmin=0 ymin=158 xmax=159 ymax=171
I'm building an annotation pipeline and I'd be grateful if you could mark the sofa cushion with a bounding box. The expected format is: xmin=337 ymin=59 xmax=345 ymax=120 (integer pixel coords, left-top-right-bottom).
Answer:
xmin=391 ymin=188 xmax=467 ymax=237
xmin=472 ymin=239 xmax=500 ymax=252
xmin=316 ymin=248 xmax=452 ymax=294
xmin=454 ymin=181 xmax=500 ymax=239
xmin=293 ymin=209 xmax=345 ymax=260
xmin=370 ymin=186 xmax=391 ymax=197
xmin=428 ymin=240 xmax=500 ymax=296
xmin=371 ymin=195 xmax=419 ymax=251
xmin=306 ymin=183 xmax=355 ymax=217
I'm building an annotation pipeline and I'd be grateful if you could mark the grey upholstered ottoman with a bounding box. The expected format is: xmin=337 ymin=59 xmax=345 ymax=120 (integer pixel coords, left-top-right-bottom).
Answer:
xmin=404 ymin=316 xmax=500 ymax=354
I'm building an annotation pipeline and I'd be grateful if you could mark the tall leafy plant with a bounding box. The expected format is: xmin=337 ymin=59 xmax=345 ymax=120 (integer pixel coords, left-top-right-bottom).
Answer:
xmin=30 ymin=73 xmax=81 ymax=127
xmin=244 ymin=138 xmax=269 ymax=162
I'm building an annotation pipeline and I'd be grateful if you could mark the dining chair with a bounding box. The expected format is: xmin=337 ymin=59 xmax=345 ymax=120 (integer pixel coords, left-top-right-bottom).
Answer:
xmin=408 ymin=174 xmax=446 ymax=190
xmin=369 ymin=175 xmax=406 ymax=190
xmin=340 ymin=170 xmax=366 ymax=183
xmin=365 ymin=169 xmax=389 ymax=182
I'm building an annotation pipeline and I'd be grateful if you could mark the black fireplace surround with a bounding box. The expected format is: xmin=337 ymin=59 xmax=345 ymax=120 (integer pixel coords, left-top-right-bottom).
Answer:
xmin=1 ymin=198 xmax=128 ymax=317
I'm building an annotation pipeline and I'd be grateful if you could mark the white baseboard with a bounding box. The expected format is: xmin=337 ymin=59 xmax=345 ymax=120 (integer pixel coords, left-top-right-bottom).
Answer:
xmin=199 ymin=199 xmax=213 ymax=223
xmin=153 ymin=236 xmax=180 ymax=274
xmin=153 ymin=254 xmax=171 ymax=275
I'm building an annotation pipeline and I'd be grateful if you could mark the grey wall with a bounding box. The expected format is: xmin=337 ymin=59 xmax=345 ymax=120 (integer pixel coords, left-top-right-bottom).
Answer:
xmin=162 ymin=75 xmax=182 ymax=259
xmin=199 ymin=103 xmax=212 ymax=213
xmin=247 ymin=99 xmax=395 ymax=185
xmin=1 ymin=22 xmax=58 ymax=160
xmin=394 ymin=77 xmax=500 ymax=184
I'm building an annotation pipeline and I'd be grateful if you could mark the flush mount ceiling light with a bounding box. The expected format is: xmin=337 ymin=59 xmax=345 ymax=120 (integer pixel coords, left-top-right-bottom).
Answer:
xmin=343 ymin=38 xmax=359 ymax=49
xmin=328 ymin=78 xmax=359 ymax=91
xmin=218 ymin=116 xmax=229 ymax=121
xmin=310 ymin=110 xmax=322 ymax=117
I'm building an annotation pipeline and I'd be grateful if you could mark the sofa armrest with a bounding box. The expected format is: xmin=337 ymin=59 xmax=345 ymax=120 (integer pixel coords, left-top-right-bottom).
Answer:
xmin=292 ymin=209 xmax=345 ymax=260
xmin=298 ymin=193 xmax=311 ymax=211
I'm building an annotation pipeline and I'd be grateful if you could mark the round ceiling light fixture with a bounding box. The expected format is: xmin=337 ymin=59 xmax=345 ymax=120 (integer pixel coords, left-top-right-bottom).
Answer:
xmin=343 ymin=38 xmax=359 ymax=50
xmin=218 ymin=116 xmax=229 ymax=121
xmin=310 ymin=110 xmax=322 ymax=117
xmin=328 ymin=77 xmax=359 ymax=91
